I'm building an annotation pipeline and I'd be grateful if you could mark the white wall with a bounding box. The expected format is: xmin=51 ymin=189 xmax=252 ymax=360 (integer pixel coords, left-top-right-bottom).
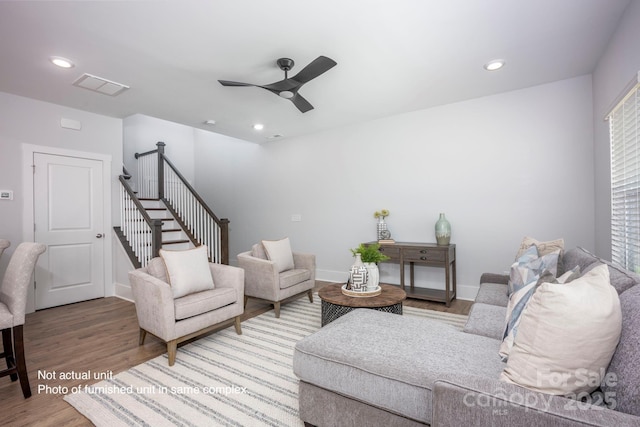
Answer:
xmin=592 ymin=0 xmax=640 ymax=259
xmin=194 ymin=75 xmax=596 ymax=299
xmin=0 ymin=91 xmax=122 ymax=297
xmin=123 ymin=113 xmax=196 ymax=195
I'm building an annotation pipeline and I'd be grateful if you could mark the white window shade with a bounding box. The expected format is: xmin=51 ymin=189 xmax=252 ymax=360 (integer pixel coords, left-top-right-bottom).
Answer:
xmin=610 ymin=74 xmax=640 ymax=272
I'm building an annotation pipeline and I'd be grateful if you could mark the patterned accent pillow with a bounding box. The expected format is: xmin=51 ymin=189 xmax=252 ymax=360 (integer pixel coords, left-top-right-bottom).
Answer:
xmin=508 ymin=246 xmax=558 ymax=296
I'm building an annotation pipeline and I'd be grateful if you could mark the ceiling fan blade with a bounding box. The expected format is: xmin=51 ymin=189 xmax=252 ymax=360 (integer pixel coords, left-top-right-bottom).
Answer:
xmin=291 ymin=56 xmax=337 ymax=85
xmin=290 ymin=93 xmax=314 ymax=113
xmin=218 ymin=80 xmax=255 ymax=87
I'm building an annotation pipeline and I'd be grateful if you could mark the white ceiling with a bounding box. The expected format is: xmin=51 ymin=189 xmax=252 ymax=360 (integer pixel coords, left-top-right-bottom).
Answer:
xmin=0 ymin=0 xmax=631 ymax=143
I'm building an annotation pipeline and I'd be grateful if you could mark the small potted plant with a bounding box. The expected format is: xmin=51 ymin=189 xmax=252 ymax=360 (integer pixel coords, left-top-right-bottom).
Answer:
xmin=350 ymin=243 xmax=390 ymax=290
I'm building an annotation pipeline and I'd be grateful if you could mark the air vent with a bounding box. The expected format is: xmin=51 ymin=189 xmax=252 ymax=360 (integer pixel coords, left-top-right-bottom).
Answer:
xmin=72 ymin=73 xmax=129 ymax=96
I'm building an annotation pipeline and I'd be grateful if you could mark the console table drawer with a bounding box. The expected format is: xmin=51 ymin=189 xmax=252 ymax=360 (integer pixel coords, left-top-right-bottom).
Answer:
xmin=378 ymin=245 xmax=400 ymax=260
xmin=403 ymin=248 xmax=446 ymax=263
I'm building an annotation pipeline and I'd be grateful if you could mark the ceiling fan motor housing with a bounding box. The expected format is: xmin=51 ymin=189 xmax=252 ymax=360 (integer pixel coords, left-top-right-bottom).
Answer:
xmin=277 ymin=58 xmax=295 ymax=71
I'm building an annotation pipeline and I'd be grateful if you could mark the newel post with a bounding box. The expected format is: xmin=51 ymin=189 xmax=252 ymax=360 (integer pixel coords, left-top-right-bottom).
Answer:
xmin=156 ymin=141 xmax=166 ymax=199
xmin=220 ymin=218 xmax=230 ymax=265
xmin=151 ymin=219 xmax=163 ymax=258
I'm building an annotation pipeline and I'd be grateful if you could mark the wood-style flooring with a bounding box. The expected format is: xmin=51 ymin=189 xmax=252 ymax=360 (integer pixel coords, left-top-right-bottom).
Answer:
xmin=0 ymin=281 xmax=472 ymax=426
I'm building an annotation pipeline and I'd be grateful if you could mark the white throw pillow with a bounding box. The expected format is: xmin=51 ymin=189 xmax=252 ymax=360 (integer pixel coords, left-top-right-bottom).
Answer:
xmin=500 ymin=264 xmax=622 ymax=395
xmin=160 ymin=245 xmax=214 ymax=299
xmin=262 ymin=238 xmax=295 ymax=272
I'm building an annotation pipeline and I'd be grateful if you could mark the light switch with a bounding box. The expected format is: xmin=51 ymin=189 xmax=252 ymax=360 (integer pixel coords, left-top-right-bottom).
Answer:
xmin=0 ymin=190 xmax=13 ymax=200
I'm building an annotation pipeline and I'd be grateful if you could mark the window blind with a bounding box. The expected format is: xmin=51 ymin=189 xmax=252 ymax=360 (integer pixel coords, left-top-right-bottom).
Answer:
xmin=610 ymin=76 xmax=640 ymax=272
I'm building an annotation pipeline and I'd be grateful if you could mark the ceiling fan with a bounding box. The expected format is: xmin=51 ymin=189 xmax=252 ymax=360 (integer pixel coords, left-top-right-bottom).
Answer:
xmin=218 ymin=56 xmax=337 ymax=113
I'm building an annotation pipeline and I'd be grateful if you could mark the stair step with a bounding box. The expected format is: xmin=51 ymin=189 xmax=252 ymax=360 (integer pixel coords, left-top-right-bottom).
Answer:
xmin=161 ymin=228 xmax=182 ymax=233
xmin=163 ymin=239 xmax=190 ymax=245
xmin=145 ymin=207 xmax=167 ymax=211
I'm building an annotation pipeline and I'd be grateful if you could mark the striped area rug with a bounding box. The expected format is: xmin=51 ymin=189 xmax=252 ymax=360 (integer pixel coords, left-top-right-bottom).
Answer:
xmin=64 ymin=294 xmax=468 ymax=426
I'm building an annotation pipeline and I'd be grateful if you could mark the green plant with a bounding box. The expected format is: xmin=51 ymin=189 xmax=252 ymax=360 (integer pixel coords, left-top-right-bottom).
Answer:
xmin=350 ymin=243 xmax=390 ymax=263
xmin=374 ymin=209 xmax=390 ymax=219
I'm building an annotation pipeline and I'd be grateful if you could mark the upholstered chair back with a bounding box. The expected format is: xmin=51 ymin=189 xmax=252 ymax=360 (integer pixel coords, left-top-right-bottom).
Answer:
xmin=0 ymin=242 xmax=46 ymax=326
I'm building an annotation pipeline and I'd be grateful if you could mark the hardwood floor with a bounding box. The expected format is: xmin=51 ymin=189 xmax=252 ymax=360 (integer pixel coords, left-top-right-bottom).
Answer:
xmin=0 ymin=281 xmax=472 ymax=426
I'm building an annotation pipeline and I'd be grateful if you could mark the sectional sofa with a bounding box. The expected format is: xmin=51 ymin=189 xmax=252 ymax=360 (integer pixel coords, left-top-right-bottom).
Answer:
xmin=293 ymin=247 xmax=640 ymax=426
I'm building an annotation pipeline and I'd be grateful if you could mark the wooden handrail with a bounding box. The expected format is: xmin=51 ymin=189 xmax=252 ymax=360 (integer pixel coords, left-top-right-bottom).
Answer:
xmin=160 ymin=153 xmax=227 ymax=227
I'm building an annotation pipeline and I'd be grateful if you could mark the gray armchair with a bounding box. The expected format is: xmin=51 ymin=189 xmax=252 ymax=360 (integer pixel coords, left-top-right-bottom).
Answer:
xmin=237 ymin=241 xmax=315 ymax=318
xmin=129 ymin=257 xmax=244 ymax=366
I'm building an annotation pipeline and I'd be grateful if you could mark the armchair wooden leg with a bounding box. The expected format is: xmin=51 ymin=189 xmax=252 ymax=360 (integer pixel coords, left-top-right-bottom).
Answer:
xmin=234 ymin=316 xmax=242 ymax=335
xmin=273 ymin=302 xmax=281 ymax=318
xmin=13 ymin=325 xmax=31 ymax=398
xmin=138 ymin=328 xmax=147 ymax=346
xmin=167 ymin=340 xmax=178 ymax=366
xmin=307 ymin=289 xmax=314 ymax=303
xmin=2 ymin=328 xmax=17 ymax=382
xmin=243 ymin=295 xmax=249 ymax=308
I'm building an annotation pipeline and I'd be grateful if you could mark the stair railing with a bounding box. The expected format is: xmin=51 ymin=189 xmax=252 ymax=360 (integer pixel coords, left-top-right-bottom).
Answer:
xmin=134 ymin=142 xmax=230 ymax=264
xmin=117 ymin=175 xmax=163 ymax=267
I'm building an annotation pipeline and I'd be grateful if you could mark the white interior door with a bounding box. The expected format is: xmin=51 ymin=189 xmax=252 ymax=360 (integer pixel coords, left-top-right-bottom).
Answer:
xmin=34 ymin=153 xmax=105 ymax=309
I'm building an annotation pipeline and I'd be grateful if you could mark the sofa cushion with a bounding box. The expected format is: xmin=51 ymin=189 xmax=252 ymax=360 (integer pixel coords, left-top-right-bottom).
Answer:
xmin=146 ymin=257 xmax=168 ymax=283
xmin=561 ymin=247 xmax=599 ymax=277
xmin=500 ymin=264 xmax=622 ymax=395
xmin=174 ymin=287 xmax=237 ymax=320
xmin=262 ymin=237 xmax=295 ymax=272
xmin=474 ymin=283 xmax=508 ymax=307
xmin=251 ymin=242 xmax=268 ymax=260
xmin=602 ymin=284 xmax=640 ymax=416
xmin=279 ymin=268 xmax=311 ymax=289
xmin=580 ymin=250 xmax=640 ymax=294
xmin=463 ymin=303 xmax=506 ymax=340
xmin=293 ymin=310 xmax=504 ymax=425
xmin=160 ymin=246 xmax=215 ymax=298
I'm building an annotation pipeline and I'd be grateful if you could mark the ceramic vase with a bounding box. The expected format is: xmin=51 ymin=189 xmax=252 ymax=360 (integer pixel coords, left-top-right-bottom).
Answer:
xmin=349 ymin=253 xmax=368 ymax=291
xmin=364 ymin=262 xmax=379 ymax=290
xmin=435 ymin=213 xmax=451 ymax=246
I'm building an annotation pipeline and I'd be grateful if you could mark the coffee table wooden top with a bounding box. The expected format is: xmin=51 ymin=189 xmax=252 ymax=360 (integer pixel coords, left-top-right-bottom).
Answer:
xmin=318 ymin=283 xmax=407 ymax=308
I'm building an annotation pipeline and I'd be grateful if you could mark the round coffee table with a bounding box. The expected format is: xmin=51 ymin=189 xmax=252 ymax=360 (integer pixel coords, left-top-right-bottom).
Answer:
xmin=318 ymin=283 xmax=407 ymax=326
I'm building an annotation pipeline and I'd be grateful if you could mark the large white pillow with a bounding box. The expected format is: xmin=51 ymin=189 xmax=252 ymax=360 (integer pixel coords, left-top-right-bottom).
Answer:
xmin=262 ymin=238 xmax=295 ymax=272
xmin=500 ymin=263 xmax=622 ymax=395
xmin=160 ymin=245 xmax=214 ymax=299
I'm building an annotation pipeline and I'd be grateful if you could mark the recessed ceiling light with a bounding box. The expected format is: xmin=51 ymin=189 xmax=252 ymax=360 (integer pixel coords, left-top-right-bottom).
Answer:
xmin=253 ymin=123 xmax=264 ymax=131
xmin=50 ymin=56 xmax=75 ymax=69
xmin=484 ymin=59 xmax=505 ymax=71
xmin=204 ymin=120 xmax=216 ymax=125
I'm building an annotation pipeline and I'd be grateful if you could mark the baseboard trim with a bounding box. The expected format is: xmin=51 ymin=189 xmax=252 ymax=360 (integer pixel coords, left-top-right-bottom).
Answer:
xmin=114 ymin=282 xmax=133 ymax=302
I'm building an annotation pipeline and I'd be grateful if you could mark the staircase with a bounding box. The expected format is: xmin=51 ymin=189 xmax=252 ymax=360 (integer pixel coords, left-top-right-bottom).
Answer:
xmin=139 ymin=198 xmax=192 ymax=251
xmin=115 ymin=142 xmax=229 ymax=268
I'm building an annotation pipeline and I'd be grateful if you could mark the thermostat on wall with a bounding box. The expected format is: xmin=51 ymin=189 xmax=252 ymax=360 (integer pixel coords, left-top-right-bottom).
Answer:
xmin=0 ymin=190 xmax=13 ymax=200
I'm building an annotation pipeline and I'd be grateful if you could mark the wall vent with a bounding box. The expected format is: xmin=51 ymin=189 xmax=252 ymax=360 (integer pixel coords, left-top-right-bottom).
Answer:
xmin=72 ymin=73 xmax=130 ymax=96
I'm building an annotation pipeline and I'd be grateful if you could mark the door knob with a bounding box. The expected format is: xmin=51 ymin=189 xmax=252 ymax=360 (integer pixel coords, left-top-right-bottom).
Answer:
xmin=96 ymin=233 xmax=104 ymax=238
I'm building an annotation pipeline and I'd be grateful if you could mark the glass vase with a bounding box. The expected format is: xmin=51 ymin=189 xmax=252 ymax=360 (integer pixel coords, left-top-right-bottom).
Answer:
xmin=435 ymin=213 xmax=451 ymax=246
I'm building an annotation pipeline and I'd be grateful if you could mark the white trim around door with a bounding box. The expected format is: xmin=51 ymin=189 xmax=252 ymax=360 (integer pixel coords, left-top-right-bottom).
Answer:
xmin=22 ymin=143 xmax=112 ymax=314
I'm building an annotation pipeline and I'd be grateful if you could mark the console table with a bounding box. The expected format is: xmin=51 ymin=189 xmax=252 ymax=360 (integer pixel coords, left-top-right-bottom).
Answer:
xmin=366 ymin=241 xmax=456 ymax=306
